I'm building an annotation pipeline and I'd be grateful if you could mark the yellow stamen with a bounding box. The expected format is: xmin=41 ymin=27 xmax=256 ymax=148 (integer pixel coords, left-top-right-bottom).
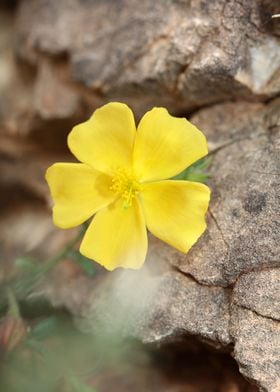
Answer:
xmin=110 ymin=169 xmax=141 ymax=208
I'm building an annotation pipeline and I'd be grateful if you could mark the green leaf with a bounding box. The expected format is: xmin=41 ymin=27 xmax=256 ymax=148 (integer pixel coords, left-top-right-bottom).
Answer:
xmin=15 ymin=257 xmax=38 ymax=272
xmin=29 ymin=316 xmax=59 ymax=341
xmin=172 ymin=156 xmax=212 ymax=183
xmin=69 ymin=251 xmax=96 ymax=277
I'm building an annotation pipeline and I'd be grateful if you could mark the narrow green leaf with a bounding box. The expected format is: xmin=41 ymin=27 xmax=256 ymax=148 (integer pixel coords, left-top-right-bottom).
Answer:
xmin=29 ymin=316 xmax=59 ymax=340
xmin=15 ymin=258 xmax=38 ymax=272
xmin=69 ymin=251 xmax=96 ymax=277
xmin=172 ymin=156 xmax=212 ymax=183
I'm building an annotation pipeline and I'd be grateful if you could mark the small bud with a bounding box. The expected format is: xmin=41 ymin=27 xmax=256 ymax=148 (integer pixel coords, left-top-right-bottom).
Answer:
xmin=0 ymin=316 xmax=28 ymax=353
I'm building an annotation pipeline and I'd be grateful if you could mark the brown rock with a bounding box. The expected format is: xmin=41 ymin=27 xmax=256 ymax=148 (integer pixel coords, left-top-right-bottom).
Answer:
xmin=173 ymin=101 xmax=280 ymax=287
xmin=13 ymin=0 xmax=280 ymax=120
xmin=230 ymin=306 xmax=280 ymax=392
xmin=82 ymin=266 xmax=231 ymax=348
xmin=232 ymin=268 xmax=280 ymax=321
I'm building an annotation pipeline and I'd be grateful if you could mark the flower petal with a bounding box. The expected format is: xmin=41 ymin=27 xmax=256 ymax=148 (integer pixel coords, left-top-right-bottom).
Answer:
xmin=80 ymin=198 xmax=147 ymax=270
xmin=133 ymin=108 xmax=208 ymax=182
xmin=68 ymin=102 xmax=136 ymax=175
xmin=141 ymin=180 xmax=210 ymax=252
xmin=46 ymin=163 xmax=115 ymax=228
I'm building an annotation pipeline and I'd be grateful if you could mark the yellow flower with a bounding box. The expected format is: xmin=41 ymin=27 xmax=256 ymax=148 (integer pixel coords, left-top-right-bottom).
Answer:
xmin=46 ymin=103 xmax=210 ymax=270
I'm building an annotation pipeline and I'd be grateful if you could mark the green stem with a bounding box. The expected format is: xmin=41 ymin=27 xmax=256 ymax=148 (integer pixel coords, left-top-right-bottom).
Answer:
xmin=41 ymin=228 xmax=85 ymax=273
xmin=6 ymin=288 xmax=20 ymax=318
xmin=0 ymin=226 xmax=86 ymax=311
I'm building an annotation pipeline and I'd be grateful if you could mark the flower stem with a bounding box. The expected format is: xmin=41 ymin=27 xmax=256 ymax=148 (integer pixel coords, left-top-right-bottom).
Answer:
xmin=0 ymin=226 xmax=86 ymax=312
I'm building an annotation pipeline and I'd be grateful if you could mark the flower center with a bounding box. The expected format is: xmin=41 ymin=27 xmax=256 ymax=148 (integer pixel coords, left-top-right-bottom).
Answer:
xmin=110 ymin=169 xmax=141 ymax=209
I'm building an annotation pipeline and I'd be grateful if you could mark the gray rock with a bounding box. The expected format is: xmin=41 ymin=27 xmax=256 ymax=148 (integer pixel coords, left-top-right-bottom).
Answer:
xmin=14 ymin=0 xmax=280 ymax=117
xmin=230 ymin=306 xmax=280 ymax=392
xmin=173 ymin=101 xmax=280 ymax=287
xmin=233 ymin=269 xmax=280 ymax=321
xmin=81 ymin=265 xmax=231 ymax=348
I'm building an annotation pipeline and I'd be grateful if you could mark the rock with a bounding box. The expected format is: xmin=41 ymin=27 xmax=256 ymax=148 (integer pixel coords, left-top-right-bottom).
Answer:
xmin=230 ymin=306 xmax=280 ymax=392
xmin=81 ymin=266 xmax=231 ymax=348
xmin=33 ymin=60 xmax=84 ymax=122
xmin=90 ymin=340 xmax=256 ymax=392
xmin=0 ymin=190 xmax=78 ymax=269
xmin=10 ymin=0 xmax=280 ymax=123
xmin=232 ymin=268 xmax=280 ymax=321
xmin=173 ymin=101 xmax=280 ymax=287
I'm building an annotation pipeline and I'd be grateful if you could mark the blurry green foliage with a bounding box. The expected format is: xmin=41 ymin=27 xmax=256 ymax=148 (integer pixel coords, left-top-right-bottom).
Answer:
xmin=0 ymin=313 xmax=99 ymax=392
xmin=69 ymin=377 xmax=97 ymax=392
xmin=0 ymin=225 xmax=102 ymax=392
xmin=28 ymin=316 xmax=60 ymax=341
xmin=14 ymin=257 xmax=39 ymax=272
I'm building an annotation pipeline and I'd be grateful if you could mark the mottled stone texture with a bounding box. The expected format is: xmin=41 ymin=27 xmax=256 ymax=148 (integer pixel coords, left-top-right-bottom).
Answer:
xmin=0 ymin=1 xmax=279 ymax=391
xmin=173 ymin=101 xmax=280 ymax=287
xmin=1 ymin=0 xmax=280 ymax=134
xmin=233 ymin=269 xmax=280 ymax=320
xmin=230 ymin=307 xmax=280 ymax=392
xmin=15 ymin=0 xmax=280 ymax=103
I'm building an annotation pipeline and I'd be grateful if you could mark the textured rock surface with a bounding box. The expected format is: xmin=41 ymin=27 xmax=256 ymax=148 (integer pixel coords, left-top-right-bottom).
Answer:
xmin=15 ymin=0 xmax=280 ymax=106
xmin=81 ymin=267 xmax=231 ymax=347
xmin=1 ymin=0 xmax=280 ymax=137
xmin=233 ymin=268 xmax=280 ymax=321
xmin=230 ymin=307 xmax=280 ymax=392
xmin=0 ymin=1 xmax=279 ymax=391
xmin=173 ymin=100 xmax=280 ymax=286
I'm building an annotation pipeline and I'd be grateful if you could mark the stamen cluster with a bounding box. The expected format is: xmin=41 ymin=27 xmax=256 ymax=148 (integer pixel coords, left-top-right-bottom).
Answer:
xmin=110 ymin=169 xmax=141 ymax=208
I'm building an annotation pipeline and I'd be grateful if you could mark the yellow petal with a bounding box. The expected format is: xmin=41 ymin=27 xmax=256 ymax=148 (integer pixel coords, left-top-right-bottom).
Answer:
xmin=133 ymin=108 xmax=208 ymax=182
xmin=80 ymin=198 xmax=147 ymax=270
xmin=46 ymin=163 xmax=115 ymax=228
xmin=141 ymin=180 xmax=210 ymax=253
xmin=68 ymin=102 xmax=136 ymax=175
